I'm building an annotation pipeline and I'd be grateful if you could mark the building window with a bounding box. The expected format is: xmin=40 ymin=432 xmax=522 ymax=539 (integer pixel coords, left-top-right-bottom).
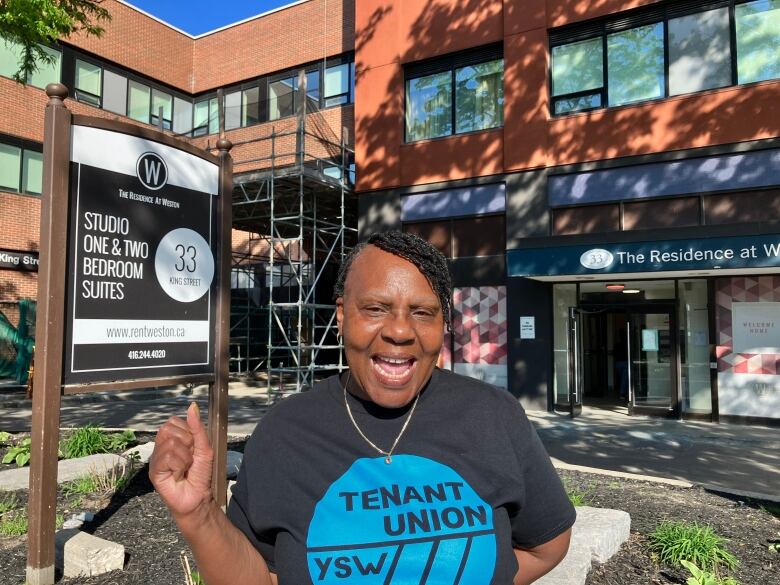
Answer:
xmin=242 ymin=86 xmax=261 ymax=126
xmin=404 ymin=215 xmax=505 ymax=258
xmin=193 ymin=97 xmax=218 ymax=136
xmin=127 ymin=80 xmax=151 ymax=124
xmin=0 ymin=40 xmax=61 ymax=88
xmin=0 ymin=140 xmax=43 ymax=195
xmin=735 ymin=0 xmax=780 ymax=84
xmin=551 ymin=38 xmax=603 ymax=114
xmin=324 ymin=62 xmax=350 ymax=107
xmin=406 ymin=71 xmax=453 ymax=141
xmin=150 ymin=89 xmax=173 ymax=130
xmin=455 ymin=60 xmax=504 ymax=133
xmin=102 ymin=69 xmax=128 ymax=115
xmin=550 ymin=0 xmax=780 ymax=115
xmin=607 ymin=24 xmax=664 ymax=106
xmin=269 ymin=77 xmax=295 ymax=120
xmin=668 ymin=8 xmax=731 ymax=96
xmin=74 ymin=59 xmax=102 ymax=106
xmin=405 ymin=46 xmax=504 ymax=142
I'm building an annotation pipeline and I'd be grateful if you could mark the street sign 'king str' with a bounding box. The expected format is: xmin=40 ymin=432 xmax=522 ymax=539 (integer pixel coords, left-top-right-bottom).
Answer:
xmin=63 ymin=125 xmax=220 ymax=384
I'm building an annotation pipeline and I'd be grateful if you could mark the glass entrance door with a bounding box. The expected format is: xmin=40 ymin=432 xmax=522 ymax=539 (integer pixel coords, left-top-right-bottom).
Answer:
xmin=567 ymin=307 xmax=583 ymax=418
xmin=628 ymin=307 xmax=679 ymax=416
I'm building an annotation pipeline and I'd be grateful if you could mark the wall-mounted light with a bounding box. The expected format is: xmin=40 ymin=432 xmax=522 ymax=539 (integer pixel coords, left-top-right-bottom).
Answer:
xmin=622 ymin=288 xmax=641 ymax=294
xmin=606 ymin=283 xmax=625 ymax=291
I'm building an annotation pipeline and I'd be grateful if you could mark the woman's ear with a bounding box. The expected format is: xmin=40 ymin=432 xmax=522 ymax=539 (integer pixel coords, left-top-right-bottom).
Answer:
xmin=336 ymin=297 xmax=344 ymax=332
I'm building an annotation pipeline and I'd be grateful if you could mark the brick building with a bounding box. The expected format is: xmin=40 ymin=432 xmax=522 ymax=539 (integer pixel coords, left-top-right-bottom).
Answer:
xmin=2 ymin=0 xmax=779 ymax=424
xmin=0 ymin=0 xmax=356 ymax=383
xmin=355 ymin=0 xmax=780 ymax=425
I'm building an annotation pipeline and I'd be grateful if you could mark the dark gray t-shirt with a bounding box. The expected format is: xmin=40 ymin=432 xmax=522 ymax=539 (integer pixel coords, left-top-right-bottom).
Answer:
xmin=227 ymin=369 xmax=575 ymax=584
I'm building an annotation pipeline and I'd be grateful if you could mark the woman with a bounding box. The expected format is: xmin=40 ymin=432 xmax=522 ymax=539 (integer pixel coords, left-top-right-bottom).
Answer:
xmin=150 ymin=231 xmax=575 ymax=584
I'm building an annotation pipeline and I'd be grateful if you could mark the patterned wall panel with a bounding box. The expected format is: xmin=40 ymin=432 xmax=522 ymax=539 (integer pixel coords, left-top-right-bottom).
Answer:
xmin=715 ymin=276 xmax=780 ymax=418
xmin=450 ymin=286 xmax=507 ymax=388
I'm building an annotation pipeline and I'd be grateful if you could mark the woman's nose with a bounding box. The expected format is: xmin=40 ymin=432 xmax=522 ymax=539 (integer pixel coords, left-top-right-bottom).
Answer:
xmin=381 ymin=313 xmax=415 ymax=343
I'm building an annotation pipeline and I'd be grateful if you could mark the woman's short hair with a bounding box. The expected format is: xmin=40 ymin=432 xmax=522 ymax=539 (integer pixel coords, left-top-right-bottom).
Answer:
xmin=334 ymin=231 xmax=452 ymax=330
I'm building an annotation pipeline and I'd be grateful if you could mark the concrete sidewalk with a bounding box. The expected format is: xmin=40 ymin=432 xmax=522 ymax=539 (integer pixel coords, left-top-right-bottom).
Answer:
xmin=528 ymin=407 xmax=780 ymax=502
xmin=1 ymin=384 xmax=778 ymax=501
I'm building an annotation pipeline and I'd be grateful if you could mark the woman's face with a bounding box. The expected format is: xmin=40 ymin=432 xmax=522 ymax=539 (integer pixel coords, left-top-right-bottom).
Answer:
xmin=336 ymin=245 xmax=444 ymax=408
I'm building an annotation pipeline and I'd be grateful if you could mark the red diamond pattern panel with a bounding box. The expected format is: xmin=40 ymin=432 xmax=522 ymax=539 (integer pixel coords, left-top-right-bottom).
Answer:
xmin=716 ymin=276 xmax=780 ymax=375
xmin=452 ymin=286 xmax=507 ymax=365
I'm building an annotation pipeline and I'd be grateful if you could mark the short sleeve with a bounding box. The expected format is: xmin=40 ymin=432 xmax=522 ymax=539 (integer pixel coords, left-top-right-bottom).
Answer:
xmin=226 ymin=424 xmax=278 ymax=571
xmin=504 ymin=401 xmax=576 ymax=549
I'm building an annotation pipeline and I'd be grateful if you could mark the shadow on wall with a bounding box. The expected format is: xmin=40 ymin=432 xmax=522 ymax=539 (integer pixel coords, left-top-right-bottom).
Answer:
xmin=357 ymin=0 xmax=780 ymax=237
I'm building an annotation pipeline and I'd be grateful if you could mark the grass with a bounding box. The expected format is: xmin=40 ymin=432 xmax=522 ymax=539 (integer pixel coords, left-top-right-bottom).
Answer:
xmin=648 ymin=521 xmax=738 ymax=573
xmin=0 ymin=511 xmax=28 ymax=536
xmin=62 ymin=474 xmax=99 ymax=497
xmin=0 ymin=491 xmax=19 ymax=515
xmin=567 ymin=490 xmax=588 ymax=507
xmin=563 ymin=479 xmax=590 ymax=507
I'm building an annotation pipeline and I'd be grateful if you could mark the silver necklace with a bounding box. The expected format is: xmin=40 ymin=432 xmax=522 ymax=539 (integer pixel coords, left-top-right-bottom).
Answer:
xmin=342 ymin=371 xmax=420 ymax=464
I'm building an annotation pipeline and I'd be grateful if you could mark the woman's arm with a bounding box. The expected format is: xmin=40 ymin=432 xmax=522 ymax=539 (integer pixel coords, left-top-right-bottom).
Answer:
xmin=149 ymin=403 xmax=276 ymax=585
xmin=513 ymin=527 xmax=573 ymax=585
xmin=173 ymin=497 xmax=276 ymax=585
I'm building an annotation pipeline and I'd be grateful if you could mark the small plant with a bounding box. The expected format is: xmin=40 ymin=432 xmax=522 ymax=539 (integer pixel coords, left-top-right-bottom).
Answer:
xmin=62 ymin=474 xmax=99 ymax=497
xmin=2 ymin=438 xmax=32 ymax=467
xmin=567 ymin=490 xmax=588 ymax=507
xmin=682 ymin=560 xmax=718 ymax=585
xmin=62 ymin=425 xmax=109 ymax=458
xmin=105 ymin=429 xmax=135 ymax=452
xmin=649 ymin=521 xmax=738 ymax=574
xmin=0 ymin=492 xmax=20 ymax=515
xmin=61 ymin=426 xmax=137 ymax=459
xmin=681 ymin=561 xmax=740 ymax=585
xmin=768 ymin=532 xmax=780 ymax=553
xmin=181 ymin=551 xmax=205 ymax=585
xmin=0 ymin=431 xmax=11 ymax=443
xmin=0 ymin=510 xmax=28 ymax=536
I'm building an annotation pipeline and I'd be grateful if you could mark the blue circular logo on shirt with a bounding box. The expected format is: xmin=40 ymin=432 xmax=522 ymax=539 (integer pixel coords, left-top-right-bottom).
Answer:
xmin=306 ymin=455 xmax=496 ymax=583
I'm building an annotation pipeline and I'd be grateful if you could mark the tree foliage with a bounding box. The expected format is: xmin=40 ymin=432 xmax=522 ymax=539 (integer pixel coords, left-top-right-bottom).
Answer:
xmin=0 ymin=0 xmax=110 ymax=83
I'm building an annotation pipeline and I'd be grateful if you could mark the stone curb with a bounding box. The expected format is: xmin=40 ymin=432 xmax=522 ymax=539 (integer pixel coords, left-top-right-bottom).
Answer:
xmin=0 ymin=385 xmax=194 ymax=408
xmin=0 ymin=453 xmax=127 ymax=491
xmin=551 ymin=459 xmax=694 ymax=488
xmin=536 ymin=506 xmax=631 ymax=585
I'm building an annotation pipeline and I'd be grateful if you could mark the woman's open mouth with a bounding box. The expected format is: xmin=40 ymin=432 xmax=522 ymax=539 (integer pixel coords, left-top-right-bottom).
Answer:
xmin=371 ymin=355 xmax=417 ymax=386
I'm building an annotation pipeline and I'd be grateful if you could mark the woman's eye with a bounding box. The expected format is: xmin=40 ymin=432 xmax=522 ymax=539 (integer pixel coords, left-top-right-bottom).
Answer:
xmin=413 ymin=309 xmax=435 ymax=319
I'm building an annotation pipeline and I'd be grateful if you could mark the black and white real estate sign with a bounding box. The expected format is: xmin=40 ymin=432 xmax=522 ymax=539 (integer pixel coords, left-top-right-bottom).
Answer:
xmin=63 ymin=125 xmax=219 ymax=384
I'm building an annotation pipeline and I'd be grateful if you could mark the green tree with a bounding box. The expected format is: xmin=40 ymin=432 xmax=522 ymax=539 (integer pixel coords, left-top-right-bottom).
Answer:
xmin=0 ymin=0 xmax=110 ymax=83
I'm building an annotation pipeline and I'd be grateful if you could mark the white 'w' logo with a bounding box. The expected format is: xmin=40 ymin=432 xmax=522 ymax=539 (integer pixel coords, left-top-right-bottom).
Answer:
xmin=144 ymin=159 xmax=162 ymax=185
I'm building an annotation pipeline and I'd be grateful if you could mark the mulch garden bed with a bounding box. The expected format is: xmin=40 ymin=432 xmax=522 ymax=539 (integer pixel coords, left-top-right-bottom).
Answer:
xmin=1 ymin=447 xmax=778 ymax=584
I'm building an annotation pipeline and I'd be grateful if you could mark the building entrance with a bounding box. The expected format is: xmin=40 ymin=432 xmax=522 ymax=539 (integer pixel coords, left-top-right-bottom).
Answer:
xmin=568 ymin=303 xmax=678 ymax=418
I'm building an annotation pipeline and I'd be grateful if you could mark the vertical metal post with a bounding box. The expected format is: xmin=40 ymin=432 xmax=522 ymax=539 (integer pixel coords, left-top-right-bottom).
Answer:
xmin=27 ymin=84 xmax=72 ymax=585
xmin=209 ymin=139 xmax=233 ymax=510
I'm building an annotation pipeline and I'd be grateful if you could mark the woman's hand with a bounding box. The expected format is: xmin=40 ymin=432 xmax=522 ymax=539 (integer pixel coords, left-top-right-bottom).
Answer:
xmin=149 ymin=402 xmax=215 ymax=520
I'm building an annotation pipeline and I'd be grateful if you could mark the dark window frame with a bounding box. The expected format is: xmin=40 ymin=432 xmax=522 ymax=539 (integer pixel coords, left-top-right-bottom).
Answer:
xmin=402 ymin=212 xmax=506 ymax=258
xmin=0 ymin=134 xmax=44 ymax=196
xmin=73 ymin=55 xmax=103 ymax=108
xmin=404 ymin=43 xmax=504 ymax=143
xmin=549 ymin=0 xmax=774 ymax=116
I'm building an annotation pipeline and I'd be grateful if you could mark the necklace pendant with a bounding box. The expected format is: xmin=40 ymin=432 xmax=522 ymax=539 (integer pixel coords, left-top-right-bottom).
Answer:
xmin=385 ymin=455 xmax=392 ymax=464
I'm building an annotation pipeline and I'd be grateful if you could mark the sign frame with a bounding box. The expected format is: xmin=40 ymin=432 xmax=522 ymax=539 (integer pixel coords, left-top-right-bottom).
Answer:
xmin=26 ymin=85 xmax=233 ymax=585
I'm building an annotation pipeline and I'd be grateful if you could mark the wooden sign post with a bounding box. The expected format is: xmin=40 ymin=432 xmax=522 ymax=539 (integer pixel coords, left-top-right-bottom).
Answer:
xmin=27 ymin=84 xmax=233 ymax=585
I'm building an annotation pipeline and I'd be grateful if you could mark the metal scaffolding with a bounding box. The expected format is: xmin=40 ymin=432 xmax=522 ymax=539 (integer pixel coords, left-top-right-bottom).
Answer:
xmin=226 ymin=77 xmax=357 ymax=396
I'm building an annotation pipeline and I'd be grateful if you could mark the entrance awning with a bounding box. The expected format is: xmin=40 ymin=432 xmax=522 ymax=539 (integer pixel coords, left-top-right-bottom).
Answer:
xmin=507 ymin=233 xmax=780 ymax=281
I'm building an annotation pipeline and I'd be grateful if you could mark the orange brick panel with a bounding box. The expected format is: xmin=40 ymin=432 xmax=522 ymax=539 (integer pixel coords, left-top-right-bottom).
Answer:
xmin=399 ymin=128 xmax=504 ymax=186
xmin=399 ymin=0 xmax=503 ymax=64
xmin=548 ymin=80 xmax=780 ymax=167
xmin=67 ymin=0 xmax=193 ymax=92
xmin=192 ymin=0 xmax=356 ymax=93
